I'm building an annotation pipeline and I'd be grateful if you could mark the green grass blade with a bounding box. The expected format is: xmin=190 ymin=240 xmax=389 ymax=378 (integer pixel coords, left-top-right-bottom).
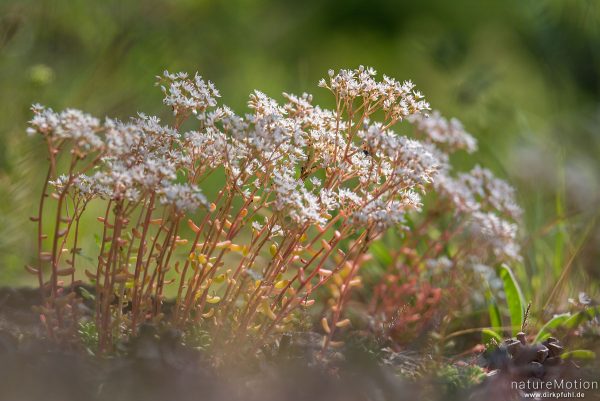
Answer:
xmin=553 ymin=153 xmax=566 ymax=278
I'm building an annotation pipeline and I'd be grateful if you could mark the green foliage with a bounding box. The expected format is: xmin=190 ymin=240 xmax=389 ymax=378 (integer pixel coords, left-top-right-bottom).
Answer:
xmin=534 ymin=313 xmax=570 ymax=342
xmin=499 ymin=264 xmax=526 ymax=335
xmin=369 ymin=241 xmax=393 ymax=267
xmin=560 ymin=350 xmax=596 ymax=361
xmin=481 ymin=328 xmax=502 ymax=345
xmin=563 ymin=306 xmax=600 ymax=330
xmin=77 ymin=320 xmax=99 ymax=355
xmin=485 ymin=266 xmax=599 ymax=349
xmin=436 ymin=364 xmax=486 ymax=396
xmin=183 ymin=326 xmax=212 ymax=351
xmin=484 ymin=288 xmax=502 ymax=330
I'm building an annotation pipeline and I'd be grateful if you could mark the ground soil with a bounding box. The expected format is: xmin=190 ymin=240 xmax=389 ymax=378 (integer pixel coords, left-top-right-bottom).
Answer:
xmin=0 ymin=287 xmax=598 ymax=401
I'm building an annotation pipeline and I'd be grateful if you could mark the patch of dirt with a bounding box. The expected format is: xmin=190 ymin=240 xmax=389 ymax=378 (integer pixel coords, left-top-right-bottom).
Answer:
xmin=0 ymin=287 xmax=598 ymax=401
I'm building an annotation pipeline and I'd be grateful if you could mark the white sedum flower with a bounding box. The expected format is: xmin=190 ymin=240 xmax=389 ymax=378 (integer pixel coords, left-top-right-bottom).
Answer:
xmin=157 ymin=71 xmax=220 ymax=117
xmin=408 ymin=110 xmax=477 ymax=153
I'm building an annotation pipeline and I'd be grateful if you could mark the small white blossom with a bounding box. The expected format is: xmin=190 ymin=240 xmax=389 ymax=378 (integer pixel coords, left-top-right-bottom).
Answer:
xmin=320 ymin=66 xmax=430 ymax=121
xmin=157 ymin=71 xmax=220 ymax=116
xmin=28 ymin=66 xmax=524 ymax=286
xmin=467 ymin=211 xmax=521 ymax=262
xmin=28 ymin=104 xmax=104 ymax=150
xmin=271 ymin=168 xmax=326 ymax=226
xmin=352 ymin=197 xmax=410 ymax=231
xmin=158 ymin=183 xmax=207 ymax=212
xmin=425 ymin=256 xmax=453 ymax=272
xmin=436 ymin=165 xmax=521 ymax=220
xmin=408 ymin=110 xmax=477 ymax=153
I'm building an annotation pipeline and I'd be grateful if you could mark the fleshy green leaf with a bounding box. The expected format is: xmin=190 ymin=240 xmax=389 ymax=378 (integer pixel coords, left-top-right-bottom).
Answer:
xmin=485 ymin=289 xmax=502 ymax=333
xmin=560 ymin=350 xmax=596 ymax=360
xmin=482 ymin=328 xmax=503 ymax=345
xmin=79 ymin=287 xmax=95 ymax=301
xmin=500 ymin=265 xmax=525 ymax=335
xmin=534 ymin=313 xmax=570 ymax=342
xmin=563 ymin=306 xmax=600 ymax=330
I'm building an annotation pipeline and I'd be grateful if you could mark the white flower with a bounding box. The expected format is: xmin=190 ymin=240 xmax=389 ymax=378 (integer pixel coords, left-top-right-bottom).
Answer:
xmin=251 ymin=220 xmax=263 ymax=232
xmin=157 ymin=71 xmax=220 ymax=116
xmin=338 ymin=188 xmax=362 ymax=208
xmin=467 ymin=211 xmax=521 ymax=262
xmin=351 ymin=196 xmax=409 ymax=231
xmin=248 ymin=90 xmax=286 ymax=117
xmin=425 ymin=256 xmax=453 ymax=271
xmin=271 ymin=168 xmax=327 ymax=226
xmin=158 ymin=183 xmax=207 ymax=212
xmin=29 ymin=66 xmax=523 ymax=276
xmin=321 ymin=66 xmax=430 ymax=121
xmin=436 ymin=165 xmax=521 ymax=220
xmin=27 ymin=105 xmax=104 ymax=150
xmin=408 ymin=110 xmax=477 ymax=153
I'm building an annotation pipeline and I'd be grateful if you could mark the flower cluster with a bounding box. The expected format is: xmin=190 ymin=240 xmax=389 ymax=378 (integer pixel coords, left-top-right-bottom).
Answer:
xmin=29 ymin=108 xmax=205 ymax=212
xmin=408 ymin=110 xmax=477 ymax=154
xmin=433 ymin=165 xmax=522 ymax=263
xmin=27 ymin=66 xmax=522 ymax=352
xmin=319 ymin=66 xmax=430 ymax=121
xmin=366 ymin=94 xmax=521 ymax=345
xmin=157 ymin=71 xmax=220 ymax=117
xmin=27 ymin=104 xmax=103 ymax=150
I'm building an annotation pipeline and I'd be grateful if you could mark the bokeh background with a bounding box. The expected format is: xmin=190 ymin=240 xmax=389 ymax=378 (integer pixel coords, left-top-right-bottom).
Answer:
xmin=1 ymin=0 xmax=599 ymax=310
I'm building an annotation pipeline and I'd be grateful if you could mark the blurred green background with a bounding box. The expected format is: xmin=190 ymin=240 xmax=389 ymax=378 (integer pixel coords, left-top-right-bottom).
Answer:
xmin=1 ymin=0 xmax=599 ymax=308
